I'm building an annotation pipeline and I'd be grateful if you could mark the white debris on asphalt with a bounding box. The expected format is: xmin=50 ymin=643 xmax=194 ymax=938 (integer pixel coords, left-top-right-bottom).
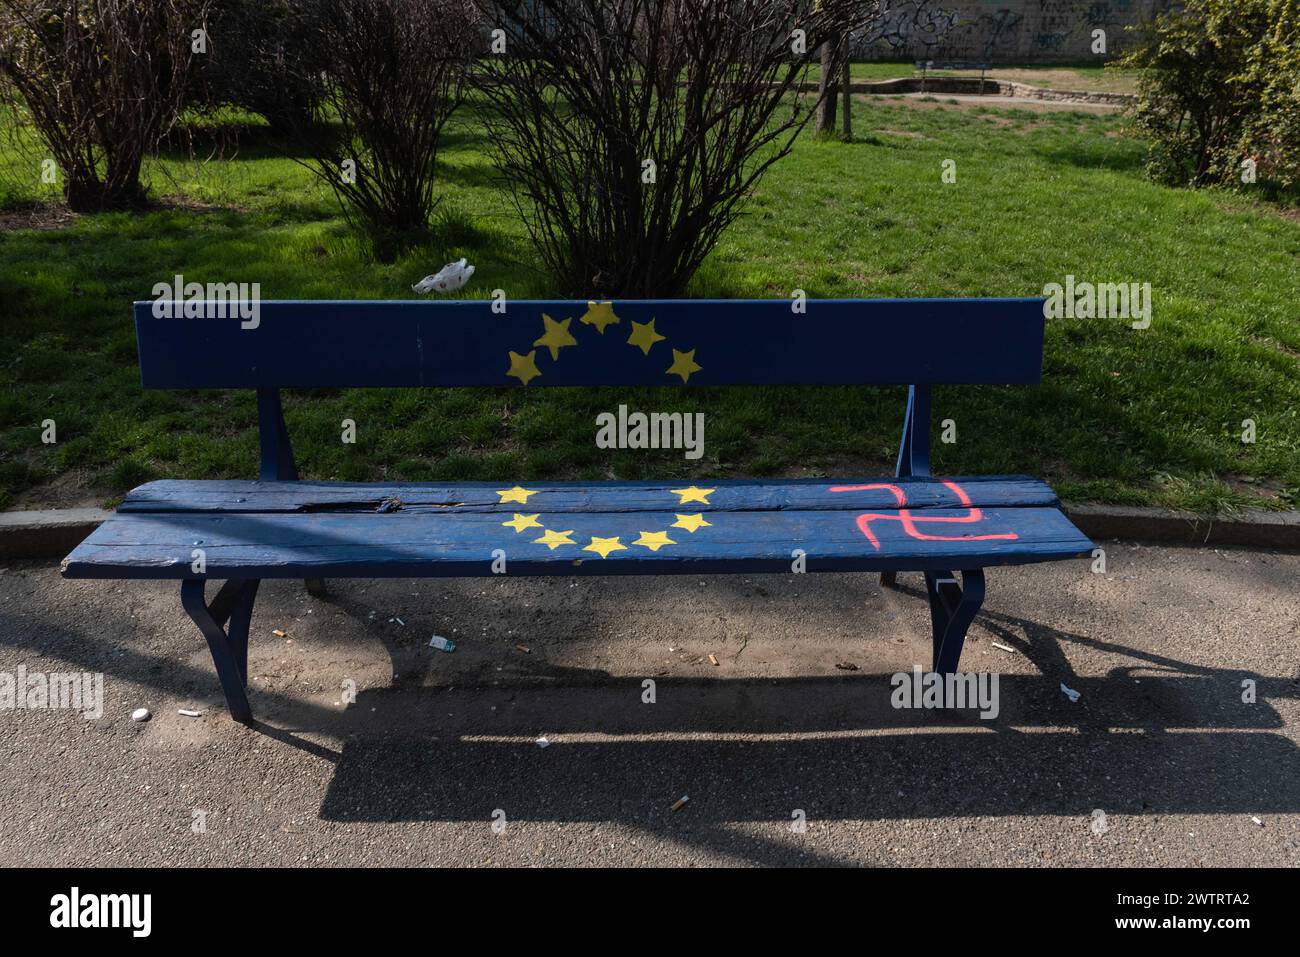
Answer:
xmin=429 ymin=635 xmax=456 ymax=652
xmin=1060 ymin=683 xmax=1081 ymax=703
xmin=178 ymin=709 xmax=201 ymax=718
xmin=131 ymin=708 xmax=150 ymax=722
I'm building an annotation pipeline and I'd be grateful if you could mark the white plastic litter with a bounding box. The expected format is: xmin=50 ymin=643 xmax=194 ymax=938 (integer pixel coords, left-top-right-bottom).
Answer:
xmin=412 ymin=258 xmax=475 ymax=294
xmin=429 ymin=635 xmax=456 ymax=652
xmin=1060 ymin=683 xmax=1081 ymax=703
xmin=536 ymin=737 xmax=550 ymax=749
xmin=131 ymin=708 xmax=150 ymax=722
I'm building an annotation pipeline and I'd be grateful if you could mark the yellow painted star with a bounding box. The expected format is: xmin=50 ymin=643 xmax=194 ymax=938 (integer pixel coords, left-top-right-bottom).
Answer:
xmin=506 ymin=350 xmax=541 ymax=385
xmin=579 ymin=301 xmax=620 ymax=334
xmin=583 ymin=536 xmax=627 ymax=559
xmin=497 ymin=486 xmax=537 ymax=504
xmin=666 ymin=347 xmax=701 ymax=383
xmin=671 ymin=486 xmax=714 ymax=504
xmin=627 ymin=318 xmax=666 ymax=355
xmin=502 ymin=513 xmax=542 ymax=533
xmin=533 ymin=313 xmax=577 ymax=361
xmin=533 ymin=528 xmax=576 ymax=550
xmin=633 ymin=530 xmax=676 ymax=552
xmin=672 ymin=513 xmax=712 ymax=533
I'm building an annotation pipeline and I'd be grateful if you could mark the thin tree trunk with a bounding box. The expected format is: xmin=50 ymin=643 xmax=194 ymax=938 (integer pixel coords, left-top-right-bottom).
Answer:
xmin=840 ymin=38 xmax=852 ymax=138
xmin=816 ymin=40 xmax=837 ymax=133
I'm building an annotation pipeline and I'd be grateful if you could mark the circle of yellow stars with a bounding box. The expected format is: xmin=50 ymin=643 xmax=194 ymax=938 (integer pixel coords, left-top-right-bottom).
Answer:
xmin=506 ymin=302 xmax=702 ymax=386
xmin=495 ymin=485 xmax=715 ymax=558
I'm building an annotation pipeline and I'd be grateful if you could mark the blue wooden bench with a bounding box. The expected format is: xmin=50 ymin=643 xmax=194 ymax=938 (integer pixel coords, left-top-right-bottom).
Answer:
xmin=62 ymin=298 xmax=1093 ymax=722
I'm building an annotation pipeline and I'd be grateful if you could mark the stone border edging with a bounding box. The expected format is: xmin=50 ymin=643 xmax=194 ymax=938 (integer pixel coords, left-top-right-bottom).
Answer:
xmin=1064 ymin=505 xmax=1300 ymax=550
xmin=0 ymin=508 xmax=113 ymax=562
xmin=2 ymin=503 xmax=1298 ymax=563
xmin=793 ymin=75 xmax=1134 ymax=106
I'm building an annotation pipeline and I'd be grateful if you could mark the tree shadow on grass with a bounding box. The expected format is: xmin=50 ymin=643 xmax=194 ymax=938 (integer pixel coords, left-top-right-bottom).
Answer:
xmin=1030 ymin=140 xmax=1147 ymax=174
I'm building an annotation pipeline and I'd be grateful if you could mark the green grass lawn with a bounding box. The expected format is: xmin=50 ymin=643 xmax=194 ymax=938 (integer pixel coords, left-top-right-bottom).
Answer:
xmin=1 ymin=92 xmax=1297 ymax=513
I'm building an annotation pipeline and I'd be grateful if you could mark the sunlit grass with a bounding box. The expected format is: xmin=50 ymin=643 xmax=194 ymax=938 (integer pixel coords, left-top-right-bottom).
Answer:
xmin=0 ymin=93 xmax=1296 ymax=512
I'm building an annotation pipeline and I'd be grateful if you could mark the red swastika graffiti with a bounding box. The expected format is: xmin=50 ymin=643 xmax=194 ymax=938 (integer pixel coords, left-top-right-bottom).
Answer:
xmin=827 ymin=479 xmax=1020 ymax=550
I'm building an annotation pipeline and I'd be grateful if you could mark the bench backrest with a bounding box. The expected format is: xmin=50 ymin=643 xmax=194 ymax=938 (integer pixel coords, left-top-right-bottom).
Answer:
xmin=133 ymin=297 xmax=1046 ymax=482
xmin=134 ymin=298 xmax=1045 ymax=389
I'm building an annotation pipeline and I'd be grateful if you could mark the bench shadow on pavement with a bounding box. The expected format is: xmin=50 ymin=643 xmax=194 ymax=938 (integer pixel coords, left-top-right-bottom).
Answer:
xmin=7 ymin=577 xmax=1298 ymax=866
xmin=284 ymin=586 xmax=1300 ymax=850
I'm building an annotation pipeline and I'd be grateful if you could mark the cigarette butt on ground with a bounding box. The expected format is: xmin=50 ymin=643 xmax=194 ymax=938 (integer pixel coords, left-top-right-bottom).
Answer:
xmin=671 ymin=795 xmax=690 ymax=812
xmin=708 ymin=654 xmax=719 ymax=666
xmin=272 ymin=629 xmax=287 ymax=637
xmin=178 ymin=709 xmax=201 ymax=718
xmin=516 ymin=644 xmax=530 ymax=653
xmin=991 ymin=642 xmax=1017 ymax=653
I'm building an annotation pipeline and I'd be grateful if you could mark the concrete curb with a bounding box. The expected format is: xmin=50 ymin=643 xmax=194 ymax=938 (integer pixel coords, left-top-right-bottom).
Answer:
xmin=1064 ymin=505 xmax=1300 ymax=550
xmin=0 ymin=508 xmax=113 ymax=562
xmin=2 ymin=503 xmax=1299 ymax=563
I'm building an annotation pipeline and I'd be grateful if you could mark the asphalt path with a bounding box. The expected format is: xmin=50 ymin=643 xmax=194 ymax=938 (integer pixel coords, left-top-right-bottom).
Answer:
xmin=1 ymin=542 xmax=1297 ymax=866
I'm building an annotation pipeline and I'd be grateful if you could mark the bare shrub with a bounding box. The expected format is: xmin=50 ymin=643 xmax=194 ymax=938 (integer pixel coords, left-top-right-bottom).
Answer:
xmin=0 ymin=0 xmax=207 ymax=211
xmin=290 ymin=0 xmax=481 ymax=260
xmin=476 ymin=0 xmax=882 ymax=298
xmin=199 ymin=0 xmax=326 ymax=135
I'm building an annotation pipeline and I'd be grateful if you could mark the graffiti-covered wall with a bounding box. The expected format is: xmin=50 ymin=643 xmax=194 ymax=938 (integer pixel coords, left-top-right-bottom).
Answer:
xmin=856 ymin=0 xmax=1171 ymax=63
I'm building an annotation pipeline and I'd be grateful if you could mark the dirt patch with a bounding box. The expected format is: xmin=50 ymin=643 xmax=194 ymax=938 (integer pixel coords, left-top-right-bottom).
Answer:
xmin=1224 ymin=474 xmax=1291 ymax=504
xmin=985 ymin=68 xmax=1138 ymax=95
xmin=0 ymin=195 xmax=239 ymax=233
xmin=0 ymin=202 xmax=78 ymax=232
xmin=7 ymin=468 xmax=110 ymax=511
xmin=775 ymin=454 xmax=896 ymax=479
xmin=866 ymin=93 xmax=1119 ymax=116
xmin=154 ymin=194 xmax=245 ymax=215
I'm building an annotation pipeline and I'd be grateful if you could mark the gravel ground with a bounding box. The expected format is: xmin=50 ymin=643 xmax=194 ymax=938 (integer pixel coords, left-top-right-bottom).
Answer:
xmin=1 ymin=542 xmax=1297 ymax=867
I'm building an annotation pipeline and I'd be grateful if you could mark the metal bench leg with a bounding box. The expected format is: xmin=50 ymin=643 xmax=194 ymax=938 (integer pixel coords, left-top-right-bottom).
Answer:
xmin=181 ymin=578 xmax=260 ymax=724
xmin=885 ymin=384 xmax=931 ymax=591
xmin=924 ymin=568 xmax=985 ymax=674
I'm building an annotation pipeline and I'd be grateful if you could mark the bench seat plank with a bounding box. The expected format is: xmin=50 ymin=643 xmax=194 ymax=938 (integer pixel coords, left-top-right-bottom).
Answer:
xmin=62 ymin=505 xmax=1091 ymax=579
xmin=116 ymin=475 xmax=1060 ymax=514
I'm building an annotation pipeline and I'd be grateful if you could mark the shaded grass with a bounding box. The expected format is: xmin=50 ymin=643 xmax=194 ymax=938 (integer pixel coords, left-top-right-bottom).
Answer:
xmin=0 ymin=95 xmax=1297 ymax=513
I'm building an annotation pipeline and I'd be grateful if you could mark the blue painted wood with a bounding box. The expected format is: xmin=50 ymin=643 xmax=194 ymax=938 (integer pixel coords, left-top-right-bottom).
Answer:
xmin=895 ymin=384 xmax=931 ymax=478
xmin=181 ymin=579 xmax=253 ymax=723
xmin=115 ymin=475 xmax=1061 ymax=514
xmin=930 ymin=569 xmax=984 ymax=673
xmin=98 ymin=295 xmax=1085 ymax=721
xmin=61 ymin=505 xmax=1093 ymax=579
xmin=256 ymin=389 xmax=298 ymax=481
xmin=133 ymin=298 xmax=1047 ymax=389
